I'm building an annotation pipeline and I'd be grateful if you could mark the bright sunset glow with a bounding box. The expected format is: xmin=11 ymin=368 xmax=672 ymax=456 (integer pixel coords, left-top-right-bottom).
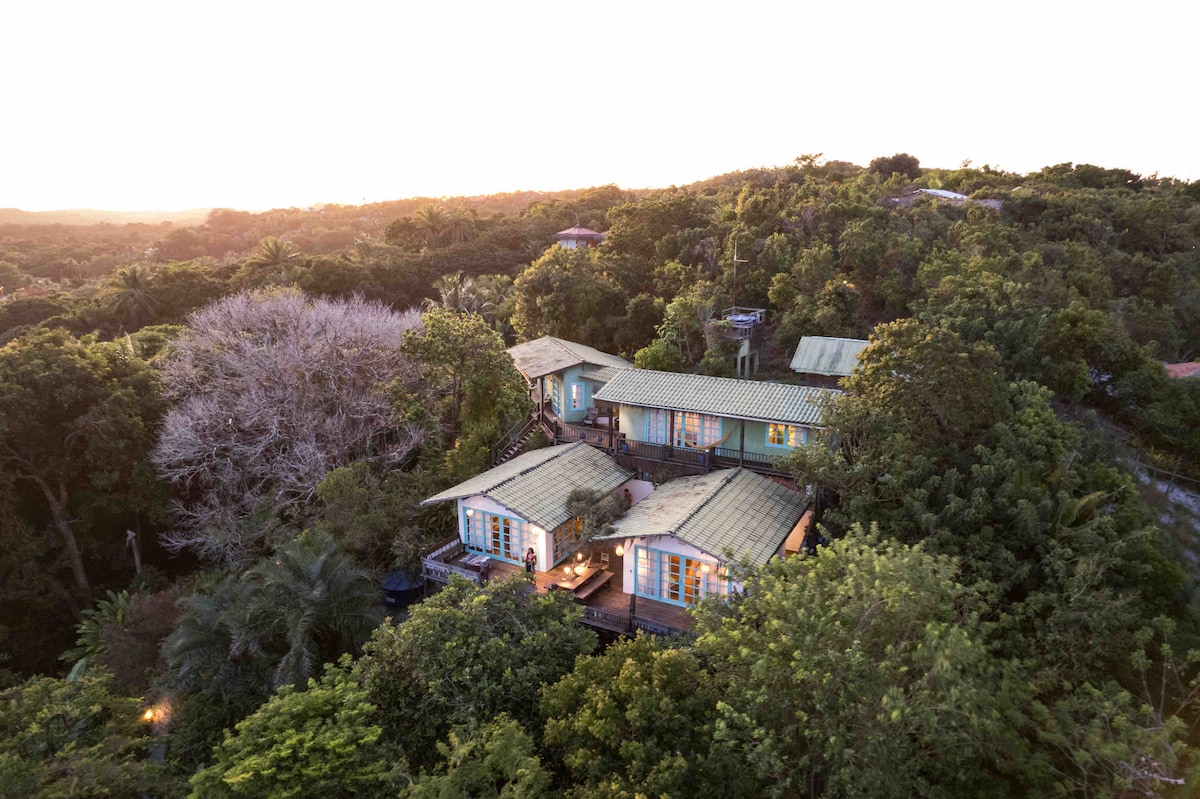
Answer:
xmin=2 ymin=1 xmax=1196 ymax=212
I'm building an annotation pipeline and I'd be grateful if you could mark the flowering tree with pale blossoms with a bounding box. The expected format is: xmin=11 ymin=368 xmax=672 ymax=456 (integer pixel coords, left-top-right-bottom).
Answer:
xmin=153 ymin=288 xmax=424 ymax=564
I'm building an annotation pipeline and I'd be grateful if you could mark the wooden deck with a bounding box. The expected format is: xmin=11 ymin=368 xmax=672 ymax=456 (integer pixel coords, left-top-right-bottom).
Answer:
xmin=488 ymin=561 xmax=692 ymax=635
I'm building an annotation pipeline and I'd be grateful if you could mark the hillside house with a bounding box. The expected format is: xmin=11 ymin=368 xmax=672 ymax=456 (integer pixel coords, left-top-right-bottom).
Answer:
xmin=507 ymin=336 xmax=631 ymax=426
xmin=552 ymin=226 xmax=607 ymax=249
xmin=419 ymin=443 xmax=810 ymax=635
xmin=420 ymin=442 xmax=646 ymax=579
xmin=586 ymin=368 xmax=837 ymax=478
xmin=595 ymin=467 xmax=808 ymax=608
xmin=789 ymin=335 xmax=869 ymax=388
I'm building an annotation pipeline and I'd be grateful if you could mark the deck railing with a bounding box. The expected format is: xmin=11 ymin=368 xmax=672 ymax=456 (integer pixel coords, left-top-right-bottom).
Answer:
xmin=632 ymin=616 xmax=686 ymax=636
xmin=557 ymin=422 xmax=617 ymax=449
xmin=582 ymin=606 xmax=629 ymax=631
xmin=420 ymin=538 xmax=485 ymax=585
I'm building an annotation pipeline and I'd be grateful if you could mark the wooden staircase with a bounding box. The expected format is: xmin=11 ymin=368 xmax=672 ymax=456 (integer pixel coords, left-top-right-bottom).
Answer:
xmin=490 ymin=417 xmax=538 ymax=466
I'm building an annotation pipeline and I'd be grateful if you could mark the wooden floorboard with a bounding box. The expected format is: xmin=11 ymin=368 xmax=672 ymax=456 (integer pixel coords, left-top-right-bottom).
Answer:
xmin=427 ymin=555 xmax=694 ymax=634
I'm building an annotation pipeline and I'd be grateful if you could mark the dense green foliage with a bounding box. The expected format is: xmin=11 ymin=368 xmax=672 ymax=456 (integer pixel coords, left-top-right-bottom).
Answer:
xmin=3 ymin=157 xmax=1200 ymax=794
xmin=0 ymin=670 xmax=172 ymax=798
xmin=189 ymin=658 xmax=402 ymax=799
xmin=359 ymin=576 xmax=597 ymax=770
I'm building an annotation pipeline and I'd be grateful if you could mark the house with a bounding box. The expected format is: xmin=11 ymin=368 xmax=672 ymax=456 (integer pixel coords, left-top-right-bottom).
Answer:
xmin=789 ymin=335 xmax=870 ymax=388
xmin=507 ymin=336 xmax=631 ymax=426
xmin=595 ymin=468 xmax=808 ymax=608
xmin=885 ymin=188 xmax=1003 ymax=211
xmin=552 ymin=226 xmax=607 ymax=249
xmin=1165 ymin=362 xmax=1200 ymax=380
xmin=588 ymin=368 xmax=837 ymax=478
xmin=419 ymin=442 xmax=808 ymax=635
xmin=420 ymin=442 xmax=647 ymax=578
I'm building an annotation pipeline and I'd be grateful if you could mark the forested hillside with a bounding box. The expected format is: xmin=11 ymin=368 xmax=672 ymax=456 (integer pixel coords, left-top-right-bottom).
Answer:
xmin=3 ymin=155 xmax=1200 ymax=797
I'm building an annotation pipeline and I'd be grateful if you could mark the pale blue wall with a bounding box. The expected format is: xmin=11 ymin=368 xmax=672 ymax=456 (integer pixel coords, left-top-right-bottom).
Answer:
xmin=613 ymin=403 xmax=811 ymax=456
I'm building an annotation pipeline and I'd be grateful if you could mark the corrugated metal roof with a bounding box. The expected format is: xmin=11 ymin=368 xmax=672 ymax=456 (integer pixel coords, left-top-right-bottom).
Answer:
xmin=420 ymin=442 xmax=632 ymax=531
xmin=553 ymin=226 xmax=605 ymax=238
xmin=597 ymin=468 xmax=806 ymax=564
xmin=788 ymin=336 xmax=870 ymax=377
xmin=593 ymin=369 xmax=836 ymax=425
xmin=1165 ymin=362 xmax=1200 ymax=379
xmin=918 ymin=188 xmax=969 ymax=200
xmin=507 ymin=336 xmax=631 ymax=381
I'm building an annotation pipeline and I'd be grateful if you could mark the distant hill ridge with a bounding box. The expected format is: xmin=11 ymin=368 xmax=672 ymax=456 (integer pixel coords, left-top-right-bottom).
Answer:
xmin=0 ymin=208 xmax=213 ymax=226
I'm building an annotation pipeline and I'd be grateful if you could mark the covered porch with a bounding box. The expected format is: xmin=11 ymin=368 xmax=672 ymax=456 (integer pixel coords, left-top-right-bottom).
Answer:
xmin=420 ymin=537 xmax=692 ymax=636
xmin=489 ymin=560 xmax=693 ymax=636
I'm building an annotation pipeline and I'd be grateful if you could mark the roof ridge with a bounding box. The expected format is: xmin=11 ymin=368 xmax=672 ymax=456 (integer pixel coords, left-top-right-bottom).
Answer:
xmin=547 ymin=336 xmax=594 ymax=365
xmin=668 ymin=468 xmax=742 ymax=539
xmin=487 ymin=442 xmax=578 ymax=492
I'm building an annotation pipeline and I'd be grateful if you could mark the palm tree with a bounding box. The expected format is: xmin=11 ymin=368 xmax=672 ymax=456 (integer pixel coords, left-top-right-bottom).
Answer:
xmin=244 ymin=530 xmax=382 ymax=690
xmin=412 ymin=205 xmax=449 ymax=249
xmin=425 ymin=271 xmax=472 ymax=312
xmin=162 ymin=575 xmax=269 ymax=700
xmin=104 ymin=264 xmax=160 ymax=330
xmin=444 ymin=206 xmax=477 ymax=246
xmin=246 ymin=236 xmax=301 ymax=268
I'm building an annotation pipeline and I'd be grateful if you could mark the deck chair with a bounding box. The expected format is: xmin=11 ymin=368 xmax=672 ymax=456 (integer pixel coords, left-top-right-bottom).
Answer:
xmin=582 ymin=407 xmax=599 ymax=426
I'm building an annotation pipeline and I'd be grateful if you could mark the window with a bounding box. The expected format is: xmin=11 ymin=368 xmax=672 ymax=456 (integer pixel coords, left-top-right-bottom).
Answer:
xmin=464 ymin=509 xmax=532 ymax=565
xmin=646 ymin=409 xmax=720 ymax=447
xmin=647 ymin=409 xmax=669 ymax=444
xmin=634 ymin=545 xmax=726 ymax=606
xmin=551 ymin=516 xmax=584 ymax=564
xmin=570 ymin=383 xmax=584 ymax=410
xmin=767 ymin=423 xmax=801 ymax=447
xmin=678 ymin=412 xmax=720 ymax=447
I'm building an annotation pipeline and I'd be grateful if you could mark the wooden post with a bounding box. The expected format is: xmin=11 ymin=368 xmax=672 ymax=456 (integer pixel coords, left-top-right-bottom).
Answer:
xmin=607 ymin=402 xmax=615 ymax=453
xmin=667 ymin=410 xmax=675 ymax=459
xmin=739 ymin=420 xmax=745 ymax=467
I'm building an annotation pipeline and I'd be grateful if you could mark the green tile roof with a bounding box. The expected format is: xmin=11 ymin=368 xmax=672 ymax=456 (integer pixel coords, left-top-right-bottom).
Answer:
xmin=420 ymin=442 xmax=632 ymax=531
xmin=593 ymin=369 xmax=837 ymax=426
xmin=578 ymin=365 xmax=627 ymax=383
xmin=598 ymin=468 xmax=806 ymax=564
xmin=507 ymin=337 xmax=631 ymax=382
xmin=789 ymin=336 xmax=870 ymax=376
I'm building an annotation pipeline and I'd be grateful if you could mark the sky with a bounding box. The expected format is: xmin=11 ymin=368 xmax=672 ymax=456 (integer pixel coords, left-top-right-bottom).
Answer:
xmin=2 ymin=0 xmax=1196 ymax=212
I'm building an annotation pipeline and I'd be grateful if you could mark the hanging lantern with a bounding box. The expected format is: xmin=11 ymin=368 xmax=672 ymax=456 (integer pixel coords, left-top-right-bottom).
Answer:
xmin=614 ymin=544 xmax=624 ymax=557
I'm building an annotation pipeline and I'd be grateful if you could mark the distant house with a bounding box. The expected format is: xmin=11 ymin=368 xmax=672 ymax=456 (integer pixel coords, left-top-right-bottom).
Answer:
xmin=885 ymin=188 xmax=1003 ymax=211
xmin=594 ymin=468 xmax=808 ymax=607
xmin=507 ymin=336 xmax=630 ymax=425
xmin=789 ymin=335 xmax=870 ymax=388
xmin=1165 ymin=362 xmax=1200 ymax=379
xmin=553 ymin=226 xmax=607 ymax=249
xmin=591 ymin=368 xmax=836 ymax=477
xmin=420 ymin=442 xmax=644 ymax=574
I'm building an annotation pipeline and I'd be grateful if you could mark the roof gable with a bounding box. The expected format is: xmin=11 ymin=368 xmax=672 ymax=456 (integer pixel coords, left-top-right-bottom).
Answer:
xmin=507 ymin=336 xmax=631 ymax=381
xmin=789 ymin=336 xmax=870 ymax=376
xmin=553 ymin=226 xmax=605 ymax=239
xmin=420 ymin=442 xmax=632 ymax=531
xmin=594 ymin=369 xmax=837 ymax=426
xmin=601 ymin=468 xmax=806 ymax=564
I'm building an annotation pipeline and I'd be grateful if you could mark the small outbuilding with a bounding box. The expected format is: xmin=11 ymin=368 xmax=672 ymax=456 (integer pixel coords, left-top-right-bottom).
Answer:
xmin=789 ymin=335 xmax=870 ymax=388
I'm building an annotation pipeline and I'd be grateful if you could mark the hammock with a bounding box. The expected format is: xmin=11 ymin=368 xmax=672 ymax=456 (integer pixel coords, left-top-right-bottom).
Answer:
xmin=681 ymin=429 xmax=734 ymax=451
